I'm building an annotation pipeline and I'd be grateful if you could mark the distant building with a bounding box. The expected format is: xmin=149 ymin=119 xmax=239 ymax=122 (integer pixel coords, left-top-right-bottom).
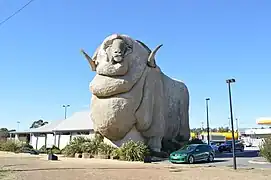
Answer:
xmin=239 ymin=117 xmax=271 ymax=147
xmin=9 ymin=111 xmax=95 ymax=150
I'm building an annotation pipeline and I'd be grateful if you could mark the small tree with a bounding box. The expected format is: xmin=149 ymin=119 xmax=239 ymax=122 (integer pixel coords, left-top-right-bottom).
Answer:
xmin=259 ymin=137 xmax=271 ymax=162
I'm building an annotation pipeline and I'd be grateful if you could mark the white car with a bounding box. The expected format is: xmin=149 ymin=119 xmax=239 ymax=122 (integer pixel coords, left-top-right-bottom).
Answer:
xmin=244 ymin=141 xmax=252 ymax=147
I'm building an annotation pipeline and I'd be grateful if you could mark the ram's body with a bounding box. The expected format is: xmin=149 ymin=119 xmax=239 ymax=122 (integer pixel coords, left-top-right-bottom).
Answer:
xmin=86 ymin=34 xmax=190 ymax=152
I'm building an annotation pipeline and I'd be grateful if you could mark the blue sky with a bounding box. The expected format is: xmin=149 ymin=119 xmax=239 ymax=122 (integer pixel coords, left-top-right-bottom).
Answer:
xmin=0 ymin=0 xmax=270 ymax=131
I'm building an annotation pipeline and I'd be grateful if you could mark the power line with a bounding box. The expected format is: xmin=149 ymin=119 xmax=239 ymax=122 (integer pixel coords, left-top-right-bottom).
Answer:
xmin=0 ymin=0 xmax=36 ymax=27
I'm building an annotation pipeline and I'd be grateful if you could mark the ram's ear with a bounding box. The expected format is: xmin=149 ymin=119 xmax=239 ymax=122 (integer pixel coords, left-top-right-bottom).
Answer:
xmin=81 ymin=49 xmax=96 ymax=71
xmin=147 ymin=44 xmax=163 ymax=68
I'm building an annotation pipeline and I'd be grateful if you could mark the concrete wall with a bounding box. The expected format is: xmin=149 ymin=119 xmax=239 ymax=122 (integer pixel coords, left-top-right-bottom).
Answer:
xmin=58 ymin=135 xmax=70 ymax=150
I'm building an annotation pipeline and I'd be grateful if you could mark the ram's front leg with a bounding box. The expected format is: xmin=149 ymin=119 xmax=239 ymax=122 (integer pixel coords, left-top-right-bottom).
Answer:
xmin=148 ymin=136 xmax=163 ymax=152
xmin=141 ymin=80 xmax=165 ymax=153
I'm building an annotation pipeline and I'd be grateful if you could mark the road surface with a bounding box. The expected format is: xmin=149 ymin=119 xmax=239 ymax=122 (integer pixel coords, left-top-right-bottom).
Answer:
xmin=156 ymin=148 xmax=271 ymax=169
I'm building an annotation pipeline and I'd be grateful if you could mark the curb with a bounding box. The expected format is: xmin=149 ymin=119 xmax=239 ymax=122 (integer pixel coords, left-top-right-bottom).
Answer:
xmin=248 ymin=160 xmax=271 ymax=165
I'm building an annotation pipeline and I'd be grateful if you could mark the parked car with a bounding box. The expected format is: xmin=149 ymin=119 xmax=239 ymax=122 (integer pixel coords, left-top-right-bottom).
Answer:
xmin=241 ymin=139 xmax=252 ymax=147
xmin=210 ymin=141 xmax=219 ymax=152
xmin=169 ymin=144 xmax=215 ymax=164
xmin=218 ymin=140 xmax=244 ymax=153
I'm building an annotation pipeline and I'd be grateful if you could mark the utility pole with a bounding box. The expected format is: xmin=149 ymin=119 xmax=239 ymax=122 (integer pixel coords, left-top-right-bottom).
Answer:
xmin=226 ymin=78 xmax=237 ymax=170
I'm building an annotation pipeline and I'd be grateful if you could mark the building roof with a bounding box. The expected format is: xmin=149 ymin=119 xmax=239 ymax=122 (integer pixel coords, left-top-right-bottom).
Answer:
xmin=10 ymin=111 xmax=94 ymax=134
xmin=256 ymin=117 xmax=271 ymax=125
xmin=28 ymin=120 xmax=63 ymax=133
xmin=53 ymin=111 xmax=93 ymax=132
xmin=9 ymin=120 xmax=63 ymax=134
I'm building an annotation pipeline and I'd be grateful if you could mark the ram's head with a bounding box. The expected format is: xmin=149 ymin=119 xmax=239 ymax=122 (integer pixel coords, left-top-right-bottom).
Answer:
xmin=81 ymin=34 xmax=162 ymax=77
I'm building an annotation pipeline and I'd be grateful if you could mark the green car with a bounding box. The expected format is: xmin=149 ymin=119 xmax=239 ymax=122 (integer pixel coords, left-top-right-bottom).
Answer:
xmin=169 ymin=144 xmax=215 ymax=164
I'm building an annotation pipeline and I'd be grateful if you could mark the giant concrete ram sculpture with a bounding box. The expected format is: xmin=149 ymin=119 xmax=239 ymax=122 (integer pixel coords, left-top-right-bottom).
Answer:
xmin=81 ymin=34 xmax=190 ymax=153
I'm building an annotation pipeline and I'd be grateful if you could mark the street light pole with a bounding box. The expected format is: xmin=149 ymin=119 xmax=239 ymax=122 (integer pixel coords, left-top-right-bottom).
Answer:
xmin=226 ymin=78 xmax=237 ymax=170
xmin=16 ymin=121 xmax=20 ymax=131
xmin=62 ymin=105 xmax=70 ymax=119
xmin=205 ymin=98 xmax=210 ymax=145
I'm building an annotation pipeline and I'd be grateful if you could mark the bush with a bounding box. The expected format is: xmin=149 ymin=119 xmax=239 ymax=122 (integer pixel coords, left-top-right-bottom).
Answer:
xmin=81 ymin=141 xmax=95 ymax=154
xmin=259 ymin=137 xmax=271 ymax=162
xmin=0 ymin=140 xmax=20 ymax=152
xmin=98 ymin=142 xmax=115 ymax=156
xmin=51 ymin=145 xmax=61 ymax=154
xmin=17 ymin=143 xmax=34 ymax=153
xmin=39 ymin=145 xmax=47 ymax=153
xmin=39 ymin=145 xmax=61 ymax=154
xmin=111 ymin=148 xmax=121 ymax=159
xmin=62 ymin=137 xmax=92 ymax=157
xmin=118 ymin=140 xmax=150 ymax=161
xmin=61 ymin=144 xmax=75 ymax=157
xmin=0 ymin=140 xmax=35 ymax=153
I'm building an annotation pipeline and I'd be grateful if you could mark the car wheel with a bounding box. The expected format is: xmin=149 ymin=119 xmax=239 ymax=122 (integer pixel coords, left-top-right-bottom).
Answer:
xmin=188 ymin=155 xmax=195 ymax=164
xmin=208 ymin=154 xmax=214 ymax=162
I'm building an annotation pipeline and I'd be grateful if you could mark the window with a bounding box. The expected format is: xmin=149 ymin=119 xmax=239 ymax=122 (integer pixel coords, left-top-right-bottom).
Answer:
xmin=76 ymin=131 xmax=90 ymax=135
xmin=199 ymin=145 xmax=211 ymax=151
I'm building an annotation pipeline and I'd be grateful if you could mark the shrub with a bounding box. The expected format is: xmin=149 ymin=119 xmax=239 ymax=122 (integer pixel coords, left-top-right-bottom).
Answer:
xmin=259 ymin=137 xmax=271 ymax=162
xmin=39 ymin=145 xmax=47 ymax=153
xmin=17 ymin=143 xmax=34 ymax=153
xmin=81 ymin=141 xmax=95 ymax=154
xmin=94 ymin=132 xmax=104 ymax=143
xmin=118 ymin=140 xmax=150 ymax=161
xmin=39 ymin=145 xmax=61 ymax=154
xmin=62 ymin=137 xmax=92 ymax=157
xmin=91 ymin=137 xmax=102 ymax=155
xmin=111 ymin=148 xmax=121 ymax=159
xmin=61 ymin=144 xmax=75 ymax=157
xmin=50 ymin=145 xmax=61 ymax=154
xmin=98 ymin=142 xmax=115 ymax=156
xmin=0 ymin=140 xmax=20 ymax=152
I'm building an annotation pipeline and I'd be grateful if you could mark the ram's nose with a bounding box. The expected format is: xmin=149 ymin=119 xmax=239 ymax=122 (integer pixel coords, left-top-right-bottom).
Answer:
xmin=112 ymin=49 xmax=124 ymax=62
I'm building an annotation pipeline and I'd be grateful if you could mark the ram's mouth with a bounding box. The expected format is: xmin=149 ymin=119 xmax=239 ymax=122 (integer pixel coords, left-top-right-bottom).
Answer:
xmin=96 ymin=59 xmax=129 ymax=77
xmin=112 ymin=55 xmax=123 ymax=63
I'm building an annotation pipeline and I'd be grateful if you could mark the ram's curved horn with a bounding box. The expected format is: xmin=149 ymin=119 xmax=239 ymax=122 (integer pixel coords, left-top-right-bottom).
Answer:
xmin=81 ymin=49 xmax=96 ymax=71
xmin=147 ymin=44 xmax=163 ymax=68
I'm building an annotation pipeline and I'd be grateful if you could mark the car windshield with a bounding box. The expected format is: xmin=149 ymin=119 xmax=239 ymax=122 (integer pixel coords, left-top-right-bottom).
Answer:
xmin=180 ymin=145 xmax=197 ymax=151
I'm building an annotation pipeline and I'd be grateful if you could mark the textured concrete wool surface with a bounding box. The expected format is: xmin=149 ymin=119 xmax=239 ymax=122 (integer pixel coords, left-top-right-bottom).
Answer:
xmin=84 ymin=34 xmax=190 ymax=152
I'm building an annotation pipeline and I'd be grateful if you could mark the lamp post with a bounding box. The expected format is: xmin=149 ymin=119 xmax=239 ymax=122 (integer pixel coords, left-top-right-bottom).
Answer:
xmin=226 ymin=78 xmax=237 ymax=170
xmin=16 ymin=121 xmax=20 ymax=131
xmin=205 ymin=98 xmax=210 ymax=145
xmin=62 ymin=105 xmax=70 ymax=119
